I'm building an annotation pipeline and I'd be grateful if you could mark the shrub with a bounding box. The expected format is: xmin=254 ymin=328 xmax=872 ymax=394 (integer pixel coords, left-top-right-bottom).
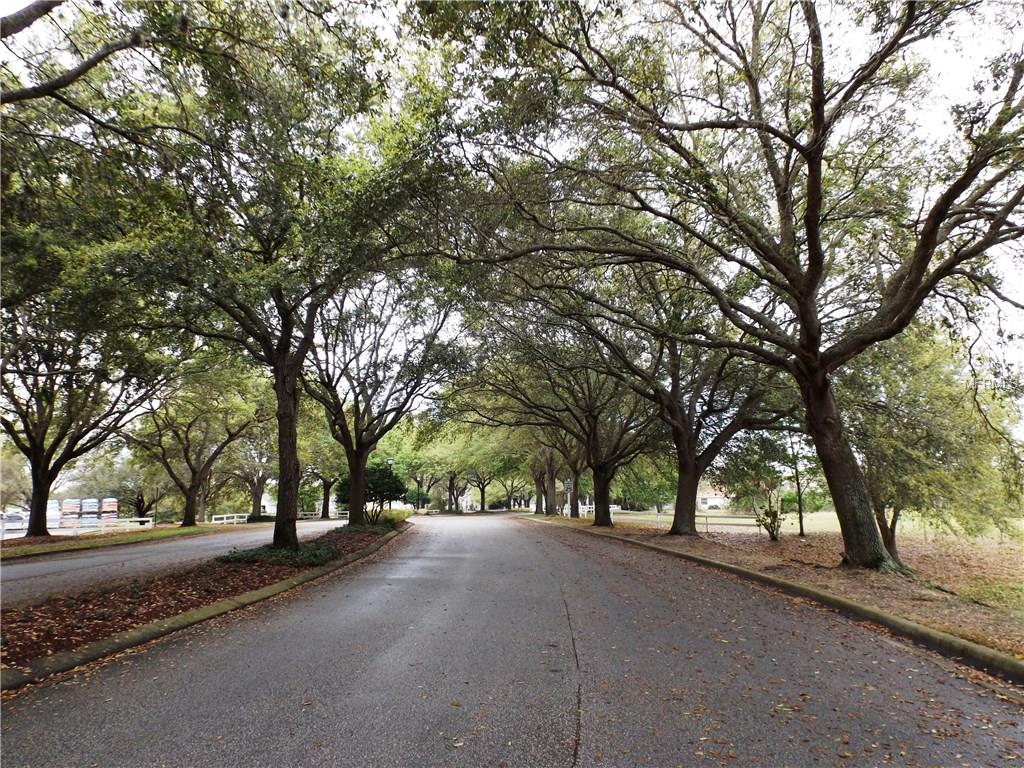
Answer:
xmin=379 ymin=508 xmax=411 ymax=529
xmin=217 ymin=543 xmax=341 ymax=567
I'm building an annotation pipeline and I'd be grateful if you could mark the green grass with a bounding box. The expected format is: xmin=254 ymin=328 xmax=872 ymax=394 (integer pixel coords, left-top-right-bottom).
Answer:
xmin=962 ymin=583 xmax=1024 ymax=617
xmin=0 ymin=525 xmax=211 ymax=560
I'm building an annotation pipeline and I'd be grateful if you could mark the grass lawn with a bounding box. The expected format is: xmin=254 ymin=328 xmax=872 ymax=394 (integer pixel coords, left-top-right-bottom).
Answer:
xmin=0 ymin=524 xmax=222 ymax=560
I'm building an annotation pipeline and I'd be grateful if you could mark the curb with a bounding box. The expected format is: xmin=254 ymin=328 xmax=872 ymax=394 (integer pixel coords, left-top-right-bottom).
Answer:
xmin=1 ymin=526 xmax=405 ymax=692
xmin=528 ymin=517 xmax=1024 ymax=686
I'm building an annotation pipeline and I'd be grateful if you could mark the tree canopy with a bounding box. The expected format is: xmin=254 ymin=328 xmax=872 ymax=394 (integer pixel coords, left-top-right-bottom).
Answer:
xmin=2 ymin=0 xmax=1021 ymax=568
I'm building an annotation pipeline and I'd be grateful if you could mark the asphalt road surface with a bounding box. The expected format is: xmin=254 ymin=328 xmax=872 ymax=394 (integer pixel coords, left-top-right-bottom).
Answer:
xmin=0 ymin=520 xmax=341 ymax=605
xmin=2 ymin=515 xmax=1021 ymax=767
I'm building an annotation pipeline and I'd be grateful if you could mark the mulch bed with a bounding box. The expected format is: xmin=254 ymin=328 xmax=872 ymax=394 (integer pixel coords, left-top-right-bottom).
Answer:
xmin=1 ymin=526 xmax=387 ymax=667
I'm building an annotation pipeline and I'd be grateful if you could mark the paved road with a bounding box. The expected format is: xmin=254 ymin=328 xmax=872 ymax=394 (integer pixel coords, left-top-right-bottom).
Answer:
xmin=0 ymin=520 xmax=341 ymax=605
xmin=2 ymin=515 xmax=1021 ymax=767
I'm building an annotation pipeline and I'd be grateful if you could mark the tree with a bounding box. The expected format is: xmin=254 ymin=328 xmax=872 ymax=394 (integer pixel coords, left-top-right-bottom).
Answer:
xmin=462 ymin=430 xmax=516 ymax=512
xmin=225 ymin=419 xmax=278 ymax=522
xmin=336 ymin=462 xmax=407 ymax=525
xmin=0 ymin=441 xmax=31 ymax=511
xmin=1 ymin=2 xmax=147 ymax=105
xmin=710 ymin=434 xmax=789 ymax=541
xmin=297 ymin=402 xmax=345 ymax=520
xmin=842 ymin=323 xmax=1024 ymax=563
xmin=118 ymin=3 xmax=449 ymax=548
xmin=1 ymin=197 xmax=172 ymax=535
xmin=460 ymin=311 xmax=660 ymax=526
xmin=615 ymin=454 xmax=676 ymax=514
xmin=516 ymin=259 xmax=792 ymax=532
xmin=126 ymin=356 xmax=271 ymax=527
xmin=422 ymin=1 xmax=1024 ymax=570
xmin=305 ymin=271 xmax=462 ymax=525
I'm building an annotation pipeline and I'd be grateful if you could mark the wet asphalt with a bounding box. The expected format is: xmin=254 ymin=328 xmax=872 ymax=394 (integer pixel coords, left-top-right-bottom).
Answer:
xmin=1 ymin=514 xmax=1021 ymax=767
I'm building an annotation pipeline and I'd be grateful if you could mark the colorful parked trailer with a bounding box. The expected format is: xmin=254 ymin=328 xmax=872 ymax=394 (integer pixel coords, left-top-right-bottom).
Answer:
xmin=100 ymin=497 xmax=118 ymax=520
xmin=60 ymin=498 xmax=81 ymax=528
xmin=80 ymin=498 xmax=100 ymax=526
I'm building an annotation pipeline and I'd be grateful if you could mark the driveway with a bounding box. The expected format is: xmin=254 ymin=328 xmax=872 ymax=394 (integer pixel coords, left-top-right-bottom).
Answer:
xmin=0 ymin=520 xmax=342 ymax=605
xmin=1 ymin=514 xmax=1020 ymax=766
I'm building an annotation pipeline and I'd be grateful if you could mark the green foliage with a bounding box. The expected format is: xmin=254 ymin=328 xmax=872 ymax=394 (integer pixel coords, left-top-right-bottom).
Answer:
xmin=335 ymin=462 xmax=407 ymax=523
xmin=614 ymin=455 xmax=676 ymax=512
xmin=218 ymin=543 xmax=343 ymax=568
xmin=710 ymin=434 xmax=789 ymax=541
xmin=0 ymin=442 xmax=31 ymax=510
xmin=842 ymin=324 xmax=1024 ymax=540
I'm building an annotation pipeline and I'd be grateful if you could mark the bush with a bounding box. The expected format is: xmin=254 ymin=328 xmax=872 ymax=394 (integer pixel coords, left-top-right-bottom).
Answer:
xmin=217 ymin=543 xmax=342 ymax=568
xmin=379 ymin=508 xmax=411 ymax=529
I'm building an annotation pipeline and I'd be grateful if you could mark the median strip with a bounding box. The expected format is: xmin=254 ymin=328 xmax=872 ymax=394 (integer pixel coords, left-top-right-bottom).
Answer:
xmin=1 ymin=524 xmax=407 ymax=692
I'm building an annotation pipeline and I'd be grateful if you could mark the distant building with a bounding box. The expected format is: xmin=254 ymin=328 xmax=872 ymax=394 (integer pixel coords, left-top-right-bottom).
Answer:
xmin=696 ymin=482 xmax=729 ymax=511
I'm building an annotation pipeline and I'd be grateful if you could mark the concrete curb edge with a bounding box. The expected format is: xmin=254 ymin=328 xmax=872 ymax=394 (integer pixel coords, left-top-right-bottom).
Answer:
xmin=1 ymin=526 xmax=405 ymax=692
xmin=528 ymin=517 xmax=1024 ymax=686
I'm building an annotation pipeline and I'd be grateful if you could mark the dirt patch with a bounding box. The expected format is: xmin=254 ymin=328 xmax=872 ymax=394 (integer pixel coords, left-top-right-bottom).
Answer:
xmin=553 ymin=518 xmax=1024 ymax=659
xmin=0 ymin=526 xmax=388 ymax=667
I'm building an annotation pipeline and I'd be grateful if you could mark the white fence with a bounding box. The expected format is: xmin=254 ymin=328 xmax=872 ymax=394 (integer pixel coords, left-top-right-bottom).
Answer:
xmin=210 ymin=513 xmax=249 ymax=525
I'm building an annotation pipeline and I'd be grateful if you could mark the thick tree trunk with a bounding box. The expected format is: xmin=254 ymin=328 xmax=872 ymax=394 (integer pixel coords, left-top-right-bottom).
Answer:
xmin=478 ymin=483 xmax=487 ymax=514
xmin=348 ymin=451 xmax=369 ymax=526
xmin=801 ymin=372 xmax=896 ymax=570
xmin=26 ymin=465 xmax=53 ymax=537
xmin=272 ymin=370 xmax=300 ymax=549
xmin=249 ymin=475 xmax=266 ymax=521
xmin=569 ymin=468 xmax=580 ymax=519
xmin=544 ymin=468 xmax=558 ymax=516
xmin=320 ymin=477 xmax=335 ymax=520
xmin=592 ymin=466 xmax=614 ymax=527
xmin=181 ymin=489 xmax=200 ymax=527
xmin=669 ymin=451 xmax=701 ymax=536
xmin=533 ymin=476 xmax=544 ymax=514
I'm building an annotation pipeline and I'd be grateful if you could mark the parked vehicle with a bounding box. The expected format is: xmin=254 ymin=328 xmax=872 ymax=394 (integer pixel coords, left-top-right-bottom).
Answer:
xmin=60 ymin=498 xmax=81 ymax=528
xmin=100 ymin=497 xmax=118 ymax=519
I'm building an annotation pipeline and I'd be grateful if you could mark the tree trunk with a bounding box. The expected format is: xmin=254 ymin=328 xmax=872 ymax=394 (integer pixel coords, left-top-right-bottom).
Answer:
xmin=181 ymin=489 xmax=200 ymax=527
xmin=592 ymin=466 xmax=614 ymax=527
xmin=320 ymin=477 xmax=335 ymax=519
xmin=26 ymin=465 xmax=52 ymax=537
xmin=348 ymin=451 xmax=369 ymax=526
xmin=478 ymin=483 xmax=487 ymax=514
xmin=272 ymin=370 xmax=300 ymax=549
xmin=880 ymin=508 xmax=901 ymax=563
xmin=801 ymin=372 xmax=897 ymax=570
xmin=416 ymin=478 xmax=424 ymax=510
xmin=249 ymin=475 xmax=266 ymax=521
xmin=533 ymin=476 xmax=544 ymax=514
xmin=669 ymin=451 xmax=701 ymax=536
xmin=569 ymin=468 xmax=580 ymax=519
xmin=870 ymin=491 xmax=903 ymax=564
xmin=544 ymin=468 xmax=558 ymax=516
